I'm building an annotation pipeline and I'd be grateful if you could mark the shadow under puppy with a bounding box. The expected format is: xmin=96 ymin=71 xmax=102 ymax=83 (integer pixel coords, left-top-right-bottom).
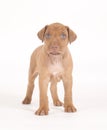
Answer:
xmin=22 ymin=23 xmax=77 ymax=115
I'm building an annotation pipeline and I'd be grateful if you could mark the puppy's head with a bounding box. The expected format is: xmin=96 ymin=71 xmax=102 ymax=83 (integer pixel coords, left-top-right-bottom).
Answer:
xmin=37 ymin=23 xmax=77 ymax=55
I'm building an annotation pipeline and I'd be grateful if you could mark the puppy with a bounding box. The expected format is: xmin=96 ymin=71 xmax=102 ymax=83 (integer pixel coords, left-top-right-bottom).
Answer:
xmin=22 ymin=23 xmax=77 ymax=115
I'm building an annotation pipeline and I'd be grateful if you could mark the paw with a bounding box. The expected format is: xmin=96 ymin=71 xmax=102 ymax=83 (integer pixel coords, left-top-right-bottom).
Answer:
xmin=22 ymin=97 xmax=31 ymax=104
xmin=35 ymin=107 xmax=49 ymax=116
xmin=64 ymin=105 xmax=77 ymax=112
xmin=53 ymin=100 xmax=63 ymax=106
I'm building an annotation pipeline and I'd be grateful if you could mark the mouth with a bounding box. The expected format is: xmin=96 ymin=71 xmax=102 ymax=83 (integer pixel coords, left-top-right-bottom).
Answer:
xmin=49 ymin=52 xmax=61 ymax=55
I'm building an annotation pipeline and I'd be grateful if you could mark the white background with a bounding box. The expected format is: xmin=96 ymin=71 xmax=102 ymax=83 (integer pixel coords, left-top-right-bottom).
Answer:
xmin=0 ymin=0 xmax=107 ymax=130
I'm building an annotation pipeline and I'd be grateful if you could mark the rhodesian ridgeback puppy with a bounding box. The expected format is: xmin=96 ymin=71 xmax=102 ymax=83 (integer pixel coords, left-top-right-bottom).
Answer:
xmin=22 ymin=23 xmax=77 ymax=115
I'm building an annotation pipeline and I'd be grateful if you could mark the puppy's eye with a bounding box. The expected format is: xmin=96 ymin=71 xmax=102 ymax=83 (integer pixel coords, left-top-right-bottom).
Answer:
xmin=45 ymin=33 xmax=51 ymax=39
xmin=60 ymin=33 xmax=66 ymax=39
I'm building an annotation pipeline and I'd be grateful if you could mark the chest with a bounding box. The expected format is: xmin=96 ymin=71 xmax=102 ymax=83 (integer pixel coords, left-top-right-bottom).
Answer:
xmin=49 ymin=62 xmax=64 ymax=76
xmin=48 ymin=55 xmax=64 ymax=77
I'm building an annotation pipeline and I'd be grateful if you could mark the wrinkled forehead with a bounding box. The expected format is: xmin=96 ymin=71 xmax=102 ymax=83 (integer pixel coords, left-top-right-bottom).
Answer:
xmin=46 ymin=23 xmax=68 ymax=33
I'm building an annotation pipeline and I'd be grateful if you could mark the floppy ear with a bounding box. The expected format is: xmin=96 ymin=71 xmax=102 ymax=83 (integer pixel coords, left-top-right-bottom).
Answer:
xmin=37 ymin=25 xmax=48 ymax=42
xmin=66 ymin=26 xmax=77 ymax=44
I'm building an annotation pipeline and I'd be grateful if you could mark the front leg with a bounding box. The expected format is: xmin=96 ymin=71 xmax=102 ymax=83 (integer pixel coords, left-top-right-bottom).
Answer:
xmin=62 ymin=74 xmax=77 ymax=112
xmin=35 ymin=75 xmax=50 ymax=115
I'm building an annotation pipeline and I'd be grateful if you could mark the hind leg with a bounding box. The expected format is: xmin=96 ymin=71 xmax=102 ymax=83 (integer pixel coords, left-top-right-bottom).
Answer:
xmin=50 ymin=81 xmax=63 ymax=106
xmin=22 ymin=71 xmax=38 ymax=104
xmin=22 ymin=55 xmax=38 ymax=104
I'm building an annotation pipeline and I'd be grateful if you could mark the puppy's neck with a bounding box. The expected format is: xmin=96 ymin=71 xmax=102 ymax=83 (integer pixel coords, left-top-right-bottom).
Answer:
xmin=48 ymin=54 xmax=63 ymax=64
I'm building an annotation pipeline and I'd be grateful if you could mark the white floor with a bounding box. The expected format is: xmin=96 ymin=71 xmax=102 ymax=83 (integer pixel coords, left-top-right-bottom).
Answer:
xmin=0 ymin=77 xmax=107 ymax=130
